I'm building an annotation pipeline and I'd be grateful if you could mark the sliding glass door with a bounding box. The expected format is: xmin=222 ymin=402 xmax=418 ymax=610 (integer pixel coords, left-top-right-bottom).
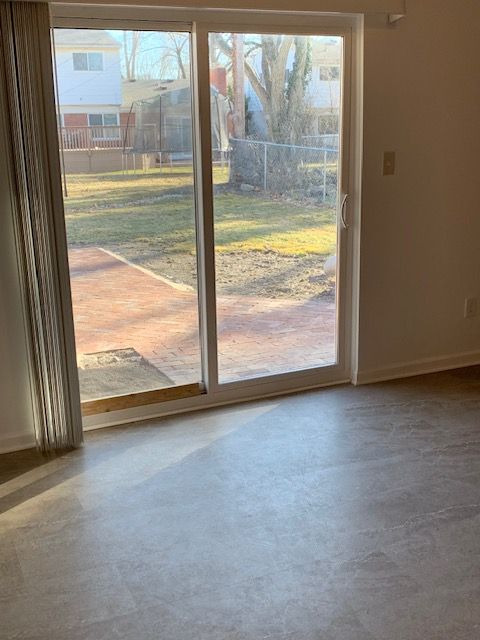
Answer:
xmin=53 ymin=26 xmax=203 ymax=412
xmin=208 ymin=31 xmax=343 ymax=383
xmin=51 ymin=11 xmax=351 ymax=415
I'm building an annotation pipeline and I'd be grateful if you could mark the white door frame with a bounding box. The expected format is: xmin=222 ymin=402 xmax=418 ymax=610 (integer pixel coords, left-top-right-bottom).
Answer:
xmin=50 ymin=3 xmax=362 ymax=430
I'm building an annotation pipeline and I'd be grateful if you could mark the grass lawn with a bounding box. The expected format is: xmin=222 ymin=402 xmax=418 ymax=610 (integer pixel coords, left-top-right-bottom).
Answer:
xmin=64 ymin=166 xmax=337 ymax=257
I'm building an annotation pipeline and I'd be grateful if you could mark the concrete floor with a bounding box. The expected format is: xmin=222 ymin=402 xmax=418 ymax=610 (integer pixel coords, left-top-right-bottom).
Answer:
xmin=1 ymin=367 xmax=480 ymax=639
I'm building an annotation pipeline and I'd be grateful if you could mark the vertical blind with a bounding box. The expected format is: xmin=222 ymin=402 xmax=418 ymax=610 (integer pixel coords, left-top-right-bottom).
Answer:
xmin=0 ymin=1 xmax=83 ymax=450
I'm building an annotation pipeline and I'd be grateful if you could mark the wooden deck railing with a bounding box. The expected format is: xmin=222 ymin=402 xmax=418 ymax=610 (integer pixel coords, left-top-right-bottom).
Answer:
xmin=58 ymin=126 xmax=135 ymax=151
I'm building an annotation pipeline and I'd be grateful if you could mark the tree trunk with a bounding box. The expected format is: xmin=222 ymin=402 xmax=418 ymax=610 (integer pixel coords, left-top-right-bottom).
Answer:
xmin=285 ymin=37 xmax=309 ymax=143
xmin=231 ymin=34 xmax=245 ymax=138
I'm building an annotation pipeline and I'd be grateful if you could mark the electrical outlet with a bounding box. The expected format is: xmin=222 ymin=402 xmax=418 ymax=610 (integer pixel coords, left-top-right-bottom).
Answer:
xmin=464 ymin=297 xmax=478 ymax=319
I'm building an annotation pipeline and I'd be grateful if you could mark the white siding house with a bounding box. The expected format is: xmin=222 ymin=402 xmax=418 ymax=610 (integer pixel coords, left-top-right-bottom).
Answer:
xmin=54 ymin=29 xmax=122 ymax=126
xmin=307 ymin=37 xmax=342 ymax=115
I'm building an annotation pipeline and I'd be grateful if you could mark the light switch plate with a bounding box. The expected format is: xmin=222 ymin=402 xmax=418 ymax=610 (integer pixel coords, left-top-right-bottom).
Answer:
xmin=383 ymin=151 xmax=396 ymax=176
xmin=465 ymin=297 xmax=478 ymax=319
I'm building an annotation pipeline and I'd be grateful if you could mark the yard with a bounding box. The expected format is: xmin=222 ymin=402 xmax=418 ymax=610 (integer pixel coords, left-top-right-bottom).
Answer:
xmin=64 ymin=166 xmax=337 ymax=300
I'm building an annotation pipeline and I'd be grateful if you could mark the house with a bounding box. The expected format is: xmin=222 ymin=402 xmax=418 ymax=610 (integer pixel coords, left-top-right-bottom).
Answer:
xmin=308 ymin=37 xmax=342 ymax=136
xmin=55 ymin=33 xmax=230 ymax=170
xmin=54 ymin=29 xmax=122 ymax=131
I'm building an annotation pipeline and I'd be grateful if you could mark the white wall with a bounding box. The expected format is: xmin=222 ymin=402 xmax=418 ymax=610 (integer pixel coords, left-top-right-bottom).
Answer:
xmin=55 ymin=46 xmax=122 ymax=107
xmin=357 ymin=0 xmax=480 ymax=380
xmin=0 ymin=109 xmax=36 ymax=453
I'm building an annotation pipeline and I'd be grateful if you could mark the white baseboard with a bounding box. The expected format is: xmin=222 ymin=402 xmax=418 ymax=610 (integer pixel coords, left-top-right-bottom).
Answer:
xmin=0 ymin=433 xmax=35 ymax=455
xmin=354 ymin=350 xmax=480 ymax=385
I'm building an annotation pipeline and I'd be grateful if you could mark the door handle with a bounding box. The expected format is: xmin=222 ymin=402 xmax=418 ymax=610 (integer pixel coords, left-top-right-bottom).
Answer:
xmin=340 ymin=193 xmax=349 ymax=230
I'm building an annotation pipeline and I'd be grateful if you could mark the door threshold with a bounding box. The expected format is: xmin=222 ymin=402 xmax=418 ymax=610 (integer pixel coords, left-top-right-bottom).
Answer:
xmin=81 ymin=382 xmax=203 ymax=417
xmin=82 ymin=373 xmax=351 ymax=430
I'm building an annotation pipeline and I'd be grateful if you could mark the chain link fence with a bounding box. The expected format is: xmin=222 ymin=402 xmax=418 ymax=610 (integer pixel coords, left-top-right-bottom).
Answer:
xmin=229 ymin=135 xmax=339 ymax=204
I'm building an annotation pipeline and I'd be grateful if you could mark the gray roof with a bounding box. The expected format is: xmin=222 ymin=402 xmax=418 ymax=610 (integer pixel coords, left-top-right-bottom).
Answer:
xmin=54 ymin=28 xmax=121 ymax=48
xmin=121 ymin=79 xmax=191 ymax=109
xmin=121 ymin=78 xmax=228 ymax=110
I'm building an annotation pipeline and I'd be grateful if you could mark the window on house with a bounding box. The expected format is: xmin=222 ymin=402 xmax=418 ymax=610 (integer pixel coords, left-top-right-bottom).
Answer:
xmin=88 ymin=113 xmax=119 ymax=139
xmin=319 ymin=65 xmax=340 ymax=81
xmin=73 ymin=52 xmax=103 ymax=71
xmin=88 ymin=53 xmax=103 ymax=70
xmin=103 ymin=114 xmax=118 ymax=126
xmin=87 ymin=113 xmax=103 ymax=126
xmin=88 ymin=113 xmax=118 ymax=126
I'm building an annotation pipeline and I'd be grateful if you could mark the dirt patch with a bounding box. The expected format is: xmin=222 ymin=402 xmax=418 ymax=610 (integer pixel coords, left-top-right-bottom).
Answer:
xmin=113 ymin=247 xmax=335 ymax=301
xmin=215 ymin=251 xmax=335 ymax=300
xmin=77 ymin=348 xmax=173 ymax=401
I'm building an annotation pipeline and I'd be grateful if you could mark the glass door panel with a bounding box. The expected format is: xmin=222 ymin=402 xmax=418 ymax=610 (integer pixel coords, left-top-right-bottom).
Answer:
xmin=208 ymin=32 xmax=343 ymax=383
xmin=53 ymin=27 xmax=202 ymax=406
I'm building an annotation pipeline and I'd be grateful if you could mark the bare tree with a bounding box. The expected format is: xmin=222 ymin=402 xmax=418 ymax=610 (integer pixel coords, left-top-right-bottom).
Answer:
xmin=162 ymin=33 xmax=189 ymax=79
xmin=123 ymin=31 xmax=143 ymax=81
xmin=121 ymin=32 xmax=190 ymax=81
xmin=136 ymin=54 xmax=171 ymax=81
xmin=212 ymin=34 xmax=311 ymax=144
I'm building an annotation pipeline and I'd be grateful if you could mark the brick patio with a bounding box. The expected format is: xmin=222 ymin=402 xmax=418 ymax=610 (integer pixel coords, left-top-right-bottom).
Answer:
xmin=69 ymin=247 xmax=336 ymax=393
